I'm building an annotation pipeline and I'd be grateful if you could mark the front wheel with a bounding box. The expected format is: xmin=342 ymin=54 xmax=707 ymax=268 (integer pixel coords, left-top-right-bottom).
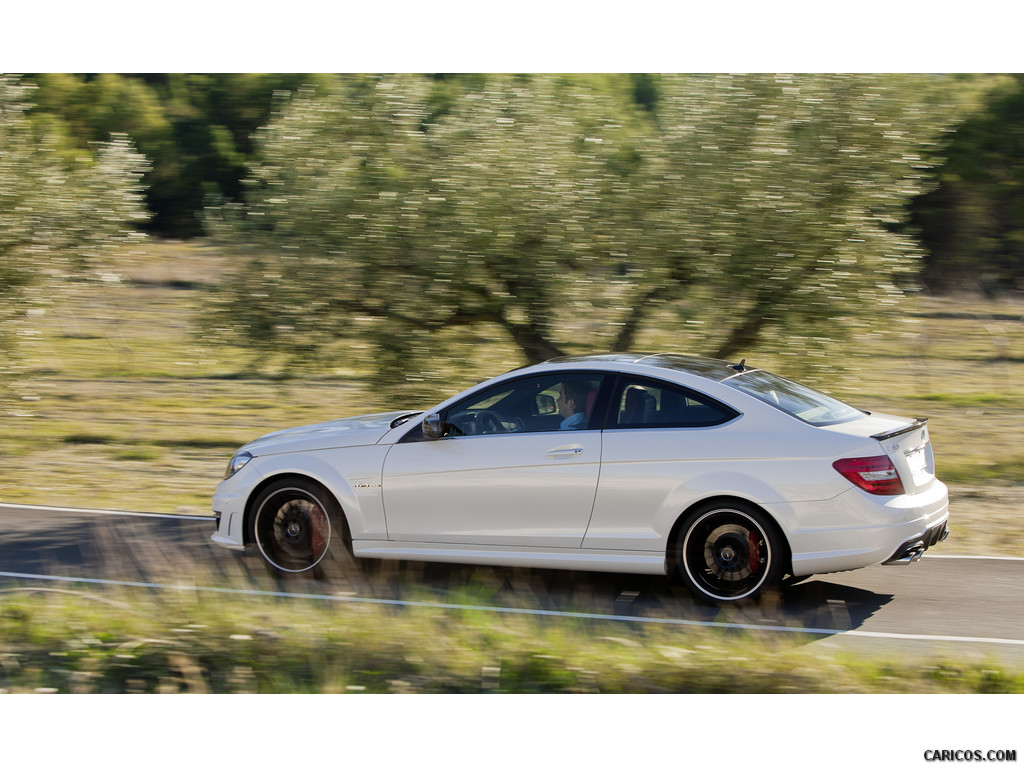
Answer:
xmin=249 ymin=478 xmax=349 ymax=577
xmin=671 ymin=501 xmax=785 ymax=603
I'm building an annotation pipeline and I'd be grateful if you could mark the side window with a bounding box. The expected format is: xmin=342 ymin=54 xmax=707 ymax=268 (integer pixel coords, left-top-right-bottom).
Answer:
xmin=441 ymin=372 xmax=607 ymax=437
xmin=610 ymin=377 xmax=738 ymax=429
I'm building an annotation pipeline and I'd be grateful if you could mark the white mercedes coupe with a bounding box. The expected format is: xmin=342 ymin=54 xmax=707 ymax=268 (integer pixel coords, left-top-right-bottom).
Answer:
xmin=212 ymin=354 xmax=949 ymax=603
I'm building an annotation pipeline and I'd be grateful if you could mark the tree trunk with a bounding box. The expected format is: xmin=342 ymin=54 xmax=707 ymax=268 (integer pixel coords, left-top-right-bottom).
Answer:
xmin=714 ymin=307 xmax=773 ymax=361
xmin=506 ymin=321 xmax=567 ymax=364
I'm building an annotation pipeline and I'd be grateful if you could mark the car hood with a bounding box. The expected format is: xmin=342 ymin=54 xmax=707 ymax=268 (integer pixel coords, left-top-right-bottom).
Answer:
xmin=241 ymin=410 xmax=418 ymax=455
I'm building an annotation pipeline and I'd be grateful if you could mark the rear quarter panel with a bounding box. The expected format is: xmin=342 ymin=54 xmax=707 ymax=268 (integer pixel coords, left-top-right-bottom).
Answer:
xmin=582 ymin=409 xmax=871 ymax=551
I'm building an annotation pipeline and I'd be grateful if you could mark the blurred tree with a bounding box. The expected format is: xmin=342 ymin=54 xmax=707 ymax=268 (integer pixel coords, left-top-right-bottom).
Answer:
xmin=26 ymin=74 xmax=337 ymax=237
xmin=204 ymin=74 xmax=629 ymax=388
xmin=595 ymin=74 xmax=948 ymax=364
xmin=911 ymin=74 xmax=1024 ymax=294
xmin=0 ymin=76 xmax=149 ymax=375
xmin=205 ymin=74 xmax=951 ymax=391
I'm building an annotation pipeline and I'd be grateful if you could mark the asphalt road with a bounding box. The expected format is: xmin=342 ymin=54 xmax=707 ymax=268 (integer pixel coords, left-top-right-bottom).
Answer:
xmin=1 ymin=502 xmax=1022 ymax=665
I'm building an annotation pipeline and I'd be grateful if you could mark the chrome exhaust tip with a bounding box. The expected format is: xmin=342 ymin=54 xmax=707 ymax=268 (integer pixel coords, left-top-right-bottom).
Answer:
xmin=883 ymin=540 xmax=925 ymax=566
xmin=904 ymin=546 xmax=925 ymax=564
xmin=883 ymin=520 xmax=948 ymax=566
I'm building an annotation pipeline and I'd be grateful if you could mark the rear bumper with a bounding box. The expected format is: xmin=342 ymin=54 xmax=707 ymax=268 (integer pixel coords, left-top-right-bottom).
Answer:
xmin=781 ymin=479 xmax=949 ymax=578
xmin=882 ymin=518 xmax=951 ymax=565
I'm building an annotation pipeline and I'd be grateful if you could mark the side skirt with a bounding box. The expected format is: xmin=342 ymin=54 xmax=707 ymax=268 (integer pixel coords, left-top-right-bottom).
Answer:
xmin=351 ymin=540 xmax=667 ymax=576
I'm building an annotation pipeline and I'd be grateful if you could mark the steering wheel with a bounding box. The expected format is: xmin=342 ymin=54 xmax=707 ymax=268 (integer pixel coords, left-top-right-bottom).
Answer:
xmin=477 ymin=410 xmax=507 ymax=434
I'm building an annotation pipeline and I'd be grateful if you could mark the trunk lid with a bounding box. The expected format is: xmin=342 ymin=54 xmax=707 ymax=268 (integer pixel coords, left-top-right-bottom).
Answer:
xmin=871 ymin=417 xmax=936 ymax=494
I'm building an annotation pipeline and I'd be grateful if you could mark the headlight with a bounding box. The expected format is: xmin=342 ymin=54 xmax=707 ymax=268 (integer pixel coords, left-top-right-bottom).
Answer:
xmin=225 ymin=451 xmax=254 ymax=478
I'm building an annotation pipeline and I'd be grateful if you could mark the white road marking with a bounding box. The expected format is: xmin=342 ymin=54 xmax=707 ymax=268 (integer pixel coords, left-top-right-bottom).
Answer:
xmin=1 ymin=569 xmax=1023 ymax=649
xmin=0 ymin=502 xmax=211 ymax=520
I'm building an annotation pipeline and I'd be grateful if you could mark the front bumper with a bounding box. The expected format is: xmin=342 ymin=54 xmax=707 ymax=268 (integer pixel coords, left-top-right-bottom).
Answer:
xmin=211 ymin=481 xmax=248 ymax=551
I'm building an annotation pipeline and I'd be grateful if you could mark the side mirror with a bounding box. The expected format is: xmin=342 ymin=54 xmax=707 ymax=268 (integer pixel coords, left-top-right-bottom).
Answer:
xmin=536 ymin=394 xmax=556 ymax=415
xmin=422 ymin=412 xmax=445 ymax=440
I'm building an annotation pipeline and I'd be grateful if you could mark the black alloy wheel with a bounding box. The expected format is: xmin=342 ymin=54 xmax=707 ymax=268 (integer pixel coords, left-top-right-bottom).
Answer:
xmin=250 ymin=479 xmax=345 ymax=575
xmin=674 ymin=501 xmax=785 ymax=603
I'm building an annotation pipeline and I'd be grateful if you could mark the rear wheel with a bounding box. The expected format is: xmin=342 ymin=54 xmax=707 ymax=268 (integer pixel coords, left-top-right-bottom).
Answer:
xmin=249 ymin=478 xmax=350 ymax=577
xmin=672 ymin=500 xmax=785 ymax=603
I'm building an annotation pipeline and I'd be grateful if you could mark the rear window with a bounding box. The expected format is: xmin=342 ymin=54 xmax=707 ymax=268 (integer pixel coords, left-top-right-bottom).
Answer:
xmin=725 ymin=370 xmax=863 ymax=426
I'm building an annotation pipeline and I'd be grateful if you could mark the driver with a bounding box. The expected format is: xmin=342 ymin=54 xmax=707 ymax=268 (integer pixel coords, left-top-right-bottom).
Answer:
xmin=557 ymin=381 xmax=588 ymax=430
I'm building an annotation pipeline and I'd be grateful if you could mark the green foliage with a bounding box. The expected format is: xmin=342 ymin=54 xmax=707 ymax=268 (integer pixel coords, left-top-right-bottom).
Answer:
xmin=206 ymin=74 xmax=952 ymax=389
xmin=913 ymin=74 xmax=1024 ymax=294
xmin=20 ymin=71 xmax=1024 ymax=293
xmin=28 ymin=73 xmax=171 ymax=158
xmin=24 ymin=74 xmax=338 ymax=237
xmin=613 ymin=74 xmax=947 ymax=362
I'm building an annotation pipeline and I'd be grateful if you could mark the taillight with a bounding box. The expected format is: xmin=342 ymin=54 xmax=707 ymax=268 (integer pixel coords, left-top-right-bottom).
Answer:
xmin=833 ymin=456 xmax=905 ymax=495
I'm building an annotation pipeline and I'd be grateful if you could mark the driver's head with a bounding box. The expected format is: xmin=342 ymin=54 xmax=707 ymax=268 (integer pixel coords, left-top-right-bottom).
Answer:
xmin=557 ymin=381 xmax=586 ymax=417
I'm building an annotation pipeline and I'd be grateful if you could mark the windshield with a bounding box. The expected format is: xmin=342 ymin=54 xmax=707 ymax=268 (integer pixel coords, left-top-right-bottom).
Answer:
xmin=725 ymin=370 xmax=864 ymax=426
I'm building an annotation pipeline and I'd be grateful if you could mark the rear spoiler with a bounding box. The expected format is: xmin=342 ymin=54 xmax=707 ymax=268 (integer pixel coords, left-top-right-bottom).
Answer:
xmin=871 ymin=417 xmax=928 ymax=442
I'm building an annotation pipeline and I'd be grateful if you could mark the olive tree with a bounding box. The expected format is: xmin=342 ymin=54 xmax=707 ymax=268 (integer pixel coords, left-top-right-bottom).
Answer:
xmin=207 ymin=74 xmax=949 ymax=393
xmin=595 ymin=74 xmax=945 ymax=366
xmin=205 ymin=75 xmax=624 ymax=389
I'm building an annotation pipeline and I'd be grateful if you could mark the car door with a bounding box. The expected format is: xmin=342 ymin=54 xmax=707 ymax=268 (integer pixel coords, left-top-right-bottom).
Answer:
xmin=382 ymin=372 xmax=609 ymax=548
xmin=583 ymin=375 xmax=741 ymax=551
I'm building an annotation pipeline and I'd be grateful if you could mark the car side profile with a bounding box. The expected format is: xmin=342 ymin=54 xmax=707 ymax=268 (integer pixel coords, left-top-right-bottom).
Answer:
xmin=212 ymin=354 xmax=950 ymax=603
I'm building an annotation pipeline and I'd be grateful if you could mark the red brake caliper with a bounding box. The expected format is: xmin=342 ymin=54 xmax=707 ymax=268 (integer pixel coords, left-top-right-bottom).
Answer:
xmin=748 ymin=531 xmax=762 ymax=573
xmin=310 ymin=504 xmax=328 ymax=560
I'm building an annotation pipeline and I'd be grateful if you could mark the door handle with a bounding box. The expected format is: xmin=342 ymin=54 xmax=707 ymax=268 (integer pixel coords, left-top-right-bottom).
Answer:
xmin=546 ymin=447 xmax=584 ymax=458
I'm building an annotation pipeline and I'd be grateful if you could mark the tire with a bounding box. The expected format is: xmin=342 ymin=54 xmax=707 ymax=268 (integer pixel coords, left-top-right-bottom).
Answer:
xmin=671 ymin=500 xmax=785 ymax=604
xmin=248 ymin=478 xmax=351 ymax=578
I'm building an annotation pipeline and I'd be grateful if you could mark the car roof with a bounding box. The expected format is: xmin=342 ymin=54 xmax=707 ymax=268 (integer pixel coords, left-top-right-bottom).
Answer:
xmin=540 ymin=353 xmax=748 ymax=382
